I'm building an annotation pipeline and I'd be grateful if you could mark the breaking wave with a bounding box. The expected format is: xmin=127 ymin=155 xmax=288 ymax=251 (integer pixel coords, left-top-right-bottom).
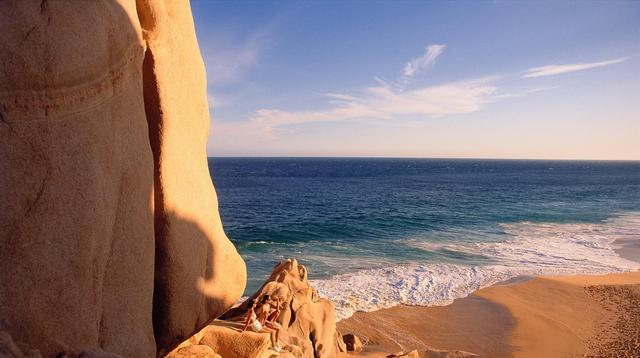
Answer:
xmin=312 ymin=213 xmax=640 ymax=320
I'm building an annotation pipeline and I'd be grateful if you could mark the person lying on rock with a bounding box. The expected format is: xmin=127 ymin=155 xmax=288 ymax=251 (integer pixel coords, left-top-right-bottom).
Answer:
xmin=243 ymin=295 xmax=282 ymax=352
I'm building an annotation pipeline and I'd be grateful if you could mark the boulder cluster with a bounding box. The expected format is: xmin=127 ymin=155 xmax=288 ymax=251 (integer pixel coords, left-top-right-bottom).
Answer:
xmin=215 ymin=259 xmax=344 ymax=358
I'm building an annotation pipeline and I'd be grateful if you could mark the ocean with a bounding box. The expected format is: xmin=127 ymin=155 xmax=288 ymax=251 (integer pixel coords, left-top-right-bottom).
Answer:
xmin=208 ymin=158 xmax=640 ymax=320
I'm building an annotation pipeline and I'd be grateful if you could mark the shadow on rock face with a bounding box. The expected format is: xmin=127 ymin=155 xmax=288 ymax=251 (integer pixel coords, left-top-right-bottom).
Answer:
xmin=0 ymin=1 xmax=246 ymax=357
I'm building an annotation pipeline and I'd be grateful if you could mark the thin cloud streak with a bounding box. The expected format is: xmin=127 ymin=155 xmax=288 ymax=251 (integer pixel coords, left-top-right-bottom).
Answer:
xmin=400 ymin=44 xmax=446 ymax=84
xmin=214 ymin=46 xmax=623 ymax=144
xmin=209 ymin=77 xmax=499 ymax=153
xmin=523 ymin=57 xmax=629 ymax=78
xmin=250 ymin=77 xmax=498 ymax=129
xmin=492 ymin=85 xmax=560 ymax=99
xmin=240 ymin=43 xmax=479 ymax=133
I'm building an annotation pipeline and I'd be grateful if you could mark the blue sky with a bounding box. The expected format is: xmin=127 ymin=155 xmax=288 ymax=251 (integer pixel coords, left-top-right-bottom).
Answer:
xmin=191 ymin=1 xmax=639 ymax=159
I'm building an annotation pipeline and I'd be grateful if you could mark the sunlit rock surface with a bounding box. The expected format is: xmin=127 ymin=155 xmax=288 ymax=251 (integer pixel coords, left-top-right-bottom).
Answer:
xmin=0 ymin=1 xmax=245 ymax=357
xmin=221 ymin=259 xmax=344 ymax=358
xmin=135 ymin=1 xmax=247 ymax=354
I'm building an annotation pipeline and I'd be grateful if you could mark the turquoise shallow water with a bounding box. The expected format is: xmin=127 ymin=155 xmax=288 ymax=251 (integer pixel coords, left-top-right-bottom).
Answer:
xmin=208 ymin=158 xmax=640 ymax=318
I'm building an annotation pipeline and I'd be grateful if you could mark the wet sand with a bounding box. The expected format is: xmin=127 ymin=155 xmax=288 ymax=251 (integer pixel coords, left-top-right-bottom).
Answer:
xmin=338 ymin=295 xmax=513 ymax=357
xmin=338 ymin=271 xmax=640 ymax=357
xmin=614 ymin=237 xmax=640 ymax=263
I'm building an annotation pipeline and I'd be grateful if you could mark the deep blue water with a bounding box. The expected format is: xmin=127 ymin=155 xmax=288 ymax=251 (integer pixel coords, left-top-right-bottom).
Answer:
xmin=207 ymin=158 xmax=640 ymax=296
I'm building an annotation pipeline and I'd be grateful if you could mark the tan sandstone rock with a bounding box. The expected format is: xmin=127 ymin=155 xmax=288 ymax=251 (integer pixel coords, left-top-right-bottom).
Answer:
xmin=134 ymin=1 xmax=247 ymax=354
xmin=0 ymin=1 xmax=155 ymax=356
xmin=197 ymin=324 xmax=270 ymax=358
xmin=0 ymin=0 xmax=246 ymax=357
xmin=423 ymin=350 xmax=479 ymax=358
xmin=176 ymin=345 xmax=221 ymax=358
xmin=222 ymin=259 xmax=344 ymax=358
xmin=165 ymin=321 xmax=269 ymax=358
xmin=386 ymin=350 xmax=478 ymax=358
xmin=386 ymin=351 xmax=420 ymax=358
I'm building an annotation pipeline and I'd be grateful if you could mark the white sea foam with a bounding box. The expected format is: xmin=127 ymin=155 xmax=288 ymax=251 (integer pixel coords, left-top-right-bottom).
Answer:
xmin=311 ymin=213 xmax=640 ymax=321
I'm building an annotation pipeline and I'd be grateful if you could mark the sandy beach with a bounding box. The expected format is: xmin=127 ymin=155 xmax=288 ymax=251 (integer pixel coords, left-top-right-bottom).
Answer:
xmin=338 ymin=270 xmax=640 ymax=357
xmin=2 ymin=1 xmax=638 ymax=357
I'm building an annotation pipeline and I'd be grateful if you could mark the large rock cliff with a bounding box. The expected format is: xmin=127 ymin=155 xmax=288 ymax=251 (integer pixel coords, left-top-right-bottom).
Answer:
xmin=0 ymin=1 xmax=246 ymax=357
xmin=135 ymin=1 xmax=247 ymax=354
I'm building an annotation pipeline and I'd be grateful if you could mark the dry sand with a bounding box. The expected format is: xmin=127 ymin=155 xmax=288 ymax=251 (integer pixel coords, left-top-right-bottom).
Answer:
xmin=338 ymin=271 xmax=640 ymax=357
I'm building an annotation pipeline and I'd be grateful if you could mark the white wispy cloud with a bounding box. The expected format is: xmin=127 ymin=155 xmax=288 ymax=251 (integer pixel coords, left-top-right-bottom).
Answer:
xmin=401 ymin=44 xmax=446 ymax=83
xmin=249 ymin=77 xmax=498 ymax=130
xmin=228 ymin=43 xmax=476 ymax=133
xmin=523 ymin=57 xmax=629 ymax=78
xmin=324 ymin=93 xmax=361 ymax=102
xmin=244 ymin=40 xmax=493 ymax=132
xmin=208 ymin=76 xmax=499 ymax=153
xmin=212 ymin=44 xmax=585 ymax=147
xmin=492 ymin=85 xmax=560 ymax=99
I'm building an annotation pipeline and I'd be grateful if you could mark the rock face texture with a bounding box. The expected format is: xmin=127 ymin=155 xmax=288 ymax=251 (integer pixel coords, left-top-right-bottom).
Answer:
xmin=0 ymin=1 xmax=155 ymax=357
xmin=222 ymin=259 xmax=344 ymax=358
xmin=166 ymin=322 xmax=270 ymax=358
xmin=135 ymin=1 xmax=247 ymax=354
xmin=0 ymin=1 xmax=245 ymax=357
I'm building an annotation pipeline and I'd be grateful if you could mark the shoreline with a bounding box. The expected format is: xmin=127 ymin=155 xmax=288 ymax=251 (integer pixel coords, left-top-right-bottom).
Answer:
xmin=337 ymin=270 xmax=640 ymax=357
xmin=314 ymin=213 xmax=640 ymax=322
xmin=613 ymin=237 xmax=640 ymax=263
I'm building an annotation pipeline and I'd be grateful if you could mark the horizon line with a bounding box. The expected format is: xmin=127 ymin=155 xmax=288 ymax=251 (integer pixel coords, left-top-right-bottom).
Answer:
xmin=206 ymin=156 xmax=640 ymax=162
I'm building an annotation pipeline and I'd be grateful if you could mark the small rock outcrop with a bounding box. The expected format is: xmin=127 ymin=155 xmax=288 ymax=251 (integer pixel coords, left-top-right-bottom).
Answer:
xmin=163 ymin=259 xmax=354 ymax=358
xmin=173 ymin=345 xmax=221 ymax=358
xmin=166 ymin=321 xmax=270 ymax=358
xmin=214 ymin=259 xmax=346 ymax=358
